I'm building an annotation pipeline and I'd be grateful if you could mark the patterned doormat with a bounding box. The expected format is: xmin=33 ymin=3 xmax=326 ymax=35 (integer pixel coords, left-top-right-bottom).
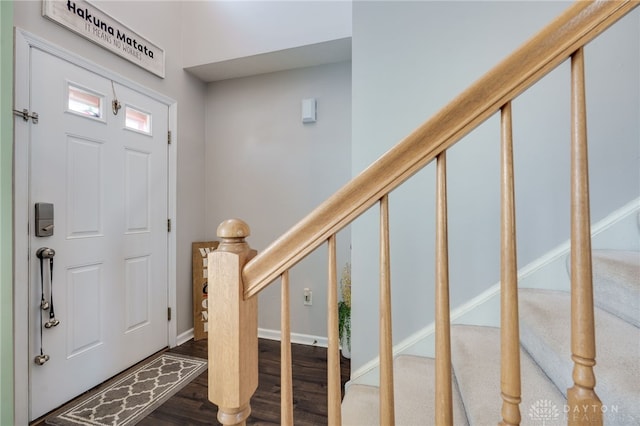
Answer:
xmin=46 ymin=353 xmax=208 ymax=426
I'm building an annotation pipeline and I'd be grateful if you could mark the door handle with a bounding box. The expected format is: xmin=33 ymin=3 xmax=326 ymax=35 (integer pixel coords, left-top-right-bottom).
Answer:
xmin=35 ymin=247 xmax=58 ymax=365
xmin=36 ymin=247 xmax=55 ymax=259
xmin=34 ymin=354 xmax=50 ymax=366
xmin=36 ymin=246 xmax=54 ymax=310
xmin=36 ymin=247 xmax=59 ymax=328
xmin=35 ymin=247 xmax=57 ymax=366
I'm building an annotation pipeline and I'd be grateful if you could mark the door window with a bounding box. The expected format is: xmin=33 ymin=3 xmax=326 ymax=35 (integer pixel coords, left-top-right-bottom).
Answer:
xmin=67 ymin=83 xmax=104 ymax=120
xmin=125 ymin=105 xmax=152 ymax=135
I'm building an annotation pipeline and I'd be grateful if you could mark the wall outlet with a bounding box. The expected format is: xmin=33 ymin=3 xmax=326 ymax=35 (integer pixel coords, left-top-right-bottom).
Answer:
xmin=304 ymin=288 xmax=312 ymax=306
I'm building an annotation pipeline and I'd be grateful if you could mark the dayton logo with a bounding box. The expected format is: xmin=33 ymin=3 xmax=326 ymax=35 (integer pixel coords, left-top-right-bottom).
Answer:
xmin=529 ymin=399 xmax=560 ymax=425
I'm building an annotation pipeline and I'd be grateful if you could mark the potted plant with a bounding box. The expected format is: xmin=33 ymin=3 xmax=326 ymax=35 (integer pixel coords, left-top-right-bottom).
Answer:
xmin=338 ymin=263 xmax=351 ymax=358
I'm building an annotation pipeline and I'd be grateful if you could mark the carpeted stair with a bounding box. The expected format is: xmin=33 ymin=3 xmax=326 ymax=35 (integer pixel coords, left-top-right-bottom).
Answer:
xmin=342 ymin=249 xmax=639 ymax=425
xmin=342 ymin=356 xmax=468 ymax=425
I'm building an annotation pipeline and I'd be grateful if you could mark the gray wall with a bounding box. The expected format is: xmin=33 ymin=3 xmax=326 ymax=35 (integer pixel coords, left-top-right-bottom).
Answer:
xmin=12 ymin=0 xmax=207 ymax=337
xmin=204 ymin=62 xmax=352 ymax=339
xmin=351 ymin=1 xmax=639 ymax=372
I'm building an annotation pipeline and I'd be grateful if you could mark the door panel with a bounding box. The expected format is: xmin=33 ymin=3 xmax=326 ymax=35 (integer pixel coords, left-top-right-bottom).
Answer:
xmin=29 ymin=48 xmax=168 ymax=420
xmin=114 ymin=82 xmax=168 ymax=363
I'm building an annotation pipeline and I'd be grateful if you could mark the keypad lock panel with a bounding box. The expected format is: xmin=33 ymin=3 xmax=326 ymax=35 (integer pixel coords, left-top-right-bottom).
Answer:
xmin=35 ymin=203 xmax=54 ymax=237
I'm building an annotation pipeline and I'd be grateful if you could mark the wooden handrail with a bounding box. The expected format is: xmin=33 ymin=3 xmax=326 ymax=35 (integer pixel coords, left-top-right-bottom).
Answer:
xmin=242 ymin=0 xmax=638 ymax=298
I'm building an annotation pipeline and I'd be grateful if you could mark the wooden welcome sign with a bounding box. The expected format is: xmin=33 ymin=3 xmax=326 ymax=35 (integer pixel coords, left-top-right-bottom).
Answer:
xmin=192 ymin=241 xmax=219 ymax=341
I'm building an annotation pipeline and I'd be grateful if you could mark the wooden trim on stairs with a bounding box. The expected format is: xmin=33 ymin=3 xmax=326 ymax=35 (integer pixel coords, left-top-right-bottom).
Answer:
xmin=208 ymin=220 xmax=258 ymax=426
xmin=327 ymin=235 xmax=343 ymax=425
xmin=499 ymin=102 xmax=522 ymax=426
xmin=567 ymin=46 xmax=603 ymax=425
xmin=378 ymin=195 xmax=395 ymax=426
xmin=435 ymin=152 xmax=453 ymax=425
xmin=280 ymin=271 xmax=294 ymax=425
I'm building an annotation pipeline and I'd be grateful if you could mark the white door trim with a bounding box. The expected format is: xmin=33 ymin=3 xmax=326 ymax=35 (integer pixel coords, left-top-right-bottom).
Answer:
xmin=13 ymin=28 xmax=177 ymax=425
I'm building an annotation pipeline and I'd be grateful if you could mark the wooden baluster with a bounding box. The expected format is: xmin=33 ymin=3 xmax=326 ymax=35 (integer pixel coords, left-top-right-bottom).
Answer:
xmin=499 ymin=102 xmax=522 ymax=426
xmin=435 ymin=152 xmax=453 ymax=425
xmin=281 ymin=270 xmax=294 ymax=425
xmin=567 ymin=47 xmax=602 ymax=426
xmin=327 ymin=235 xmax=342 ymax=425
xmin=208 ymin=219 xmax=258 ymax=426
xmin=379 ymin=195 xmax=395 ymax=425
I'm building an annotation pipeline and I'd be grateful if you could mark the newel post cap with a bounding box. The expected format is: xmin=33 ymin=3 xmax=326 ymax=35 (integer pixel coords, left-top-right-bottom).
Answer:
xmin=217 ymin=219 xmax=250 ymax=239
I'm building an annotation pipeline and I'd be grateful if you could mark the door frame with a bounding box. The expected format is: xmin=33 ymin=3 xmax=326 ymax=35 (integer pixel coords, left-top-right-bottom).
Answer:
xmin=13 ymin=28 xmax=178 ymax=424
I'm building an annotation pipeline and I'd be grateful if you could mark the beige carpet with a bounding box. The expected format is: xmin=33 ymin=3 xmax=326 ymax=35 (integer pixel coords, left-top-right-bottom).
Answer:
xmin=342 ymin=250 xmax=639 ymax=425
xmin=342 ymin=355 xmax=468 ymax=425
xmin=46 ymin=353 xmax=207 ymax=426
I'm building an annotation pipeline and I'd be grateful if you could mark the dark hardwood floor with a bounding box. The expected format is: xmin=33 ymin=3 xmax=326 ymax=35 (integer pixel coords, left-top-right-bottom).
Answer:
xmin=35 ymin=338 xmax=350 ymax=426
xmin=141 ymin=338 xmax=351 ymax=425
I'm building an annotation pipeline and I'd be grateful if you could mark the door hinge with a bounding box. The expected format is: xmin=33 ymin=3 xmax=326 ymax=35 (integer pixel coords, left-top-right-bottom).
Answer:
xmin=167 ymin=130 xmax=171 ymax=145
xmin=167 ymin=307 xmax=172 ymax=321
xmin=167 ymin=218 xmax=171 ymax=232
xmin=13 ymin=108 xmax=39 ymax=124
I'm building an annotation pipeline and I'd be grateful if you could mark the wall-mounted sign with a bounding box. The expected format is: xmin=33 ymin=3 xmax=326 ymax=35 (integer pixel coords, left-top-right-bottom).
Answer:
xmin=43 ymin=0 xmax=165 ymax=78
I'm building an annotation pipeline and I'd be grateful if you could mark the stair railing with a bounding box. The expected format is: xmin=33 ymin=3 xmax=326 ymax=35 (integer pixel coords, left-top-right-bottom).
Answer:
xmin=207 ymin=1 xmax=639 ymax=425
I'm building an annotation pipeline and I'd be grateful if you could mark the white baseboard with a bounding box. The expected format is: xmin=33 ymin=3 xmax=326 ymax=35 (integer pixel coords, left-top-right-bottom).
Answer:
xmin=350 ymin=197 xmax=640 ymax=385
xmin=174 ymin=327 xmax=328 ymax=348
xmin=258 ymin=328 xmax=329 ymax=348
xmin=176 ymin=328 xmax=195 ymax=346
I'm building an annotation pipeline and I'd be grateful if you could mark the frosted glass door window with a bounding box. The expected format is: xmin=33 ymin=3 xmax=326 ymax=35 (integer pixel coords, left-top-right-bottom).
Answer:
xmin=67 ymin=84 xmax=103 ymax=119
xmin=125 ymin=106 xmax=152 ymax=135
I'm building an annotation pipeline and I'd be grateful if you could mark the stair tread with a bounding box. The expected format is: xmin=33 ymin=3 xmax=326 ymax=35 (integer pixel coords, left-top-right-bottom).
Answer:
xmin=591 ymin=250 xmax=640 ymax=327
xmin=342 ymin=384 xmax=380 ymax=426
xmin=519 ymin=288 xmax=640 ymax=424
xmin=342 ymin=355 xmax=468 ymax=425
xmin=451 ymin=324 xmax=565 ymax=426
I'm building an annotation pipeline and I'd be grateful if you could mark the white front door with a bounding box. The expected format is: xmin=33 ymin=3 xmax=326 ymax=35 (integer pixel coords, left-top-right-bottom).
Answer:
xmin=28 ymin=48 xmax=169 ymax=420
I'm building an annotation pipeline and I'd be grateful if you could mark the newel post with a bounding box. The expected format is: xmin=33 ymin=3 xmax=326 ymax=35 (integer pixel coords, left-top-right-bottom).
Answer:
xmin=208 ymin=219 xmax=258 ymax=426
